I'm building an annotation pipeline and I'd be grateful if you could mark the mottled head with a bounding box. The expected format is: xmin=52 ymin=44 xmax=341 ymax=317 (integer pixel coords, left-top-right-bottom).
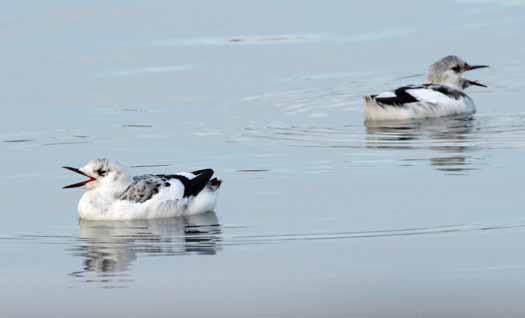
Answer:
xmin=426 ymin=55 xmax=488 ymax=90
xmin=63 ymin=159 xmax=130 ymax=190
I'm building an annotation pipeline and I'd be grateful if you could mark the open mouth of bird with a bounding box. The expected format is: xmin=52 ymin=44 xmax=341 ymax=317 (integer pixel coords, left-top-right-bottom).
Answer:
xmin=62 ymin=166 xmax=96 ymax=189
xmin=464 ymin=64 xmax=489 ymax=88
xmin=466 ymin=79 xmax=487 ymax=88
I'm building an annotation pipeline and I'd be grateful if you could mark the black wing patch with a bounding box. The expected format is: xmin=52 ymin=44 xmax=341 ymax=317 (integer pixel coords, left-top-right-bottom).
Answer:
xmin=191 ymin=169 xmax=212 ymax=176
xmin=161 ymin=169 xmax=214 ymax=197
xmin=186 ymin=169 xmax=214 ymax=196
xmin=371 ymin=84 xmax=467 ymax=107
xmin=372 ymin=85 xmax=423 ymax=107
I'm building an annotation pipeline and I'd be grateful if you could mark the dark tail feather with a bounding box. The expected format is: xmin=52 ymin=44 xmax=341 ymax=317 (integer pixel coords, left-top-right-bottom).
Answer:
xmin=186 ymin=169 xmax=214 ymax=197
xmin=191 ymin=169 xmax=213 ymax=175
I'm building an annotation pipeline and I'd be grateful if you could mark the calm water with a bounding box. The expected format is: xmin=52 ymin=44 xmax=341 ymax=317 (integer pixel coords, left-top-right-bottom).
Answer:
xmin=2 ymin=1 xmax=525 ymax=317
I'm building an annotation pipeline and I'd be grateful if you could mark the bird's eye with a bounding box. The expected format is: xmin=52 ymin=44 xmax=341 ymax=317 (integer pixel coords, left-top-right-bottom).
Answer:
xmin=96 ymin=168 xmax=108 ymax=176
xmin=451 ymin=65 xmax=461 ymax=72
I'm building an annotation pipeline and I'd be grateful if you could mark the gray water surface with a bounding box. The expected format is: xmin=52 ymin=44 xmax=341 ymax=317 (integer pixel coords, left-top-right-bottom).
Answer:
xmin=1 ymin=1 xmax=525 ymax=317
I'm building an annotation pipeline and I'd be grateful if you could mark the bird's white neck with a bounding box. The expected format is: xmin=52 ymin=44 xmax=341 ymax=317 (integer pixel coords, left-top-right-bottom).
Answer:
xmin=78 ymin=177 xmax=132 ymax=217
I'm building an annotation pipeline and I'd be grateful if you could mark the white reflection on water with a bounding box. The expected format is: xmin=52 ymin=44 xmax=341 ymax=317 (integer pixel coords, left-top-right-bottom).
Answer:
xmin=365 ymin=115 xmax=479 ymax=174
xmin=58 ymin=214 xmax=525 ymax=288
xmin=238 ymin=109 xmax=525 ymax=175
xmin=68 ymin=212 xmax=221 ymax=288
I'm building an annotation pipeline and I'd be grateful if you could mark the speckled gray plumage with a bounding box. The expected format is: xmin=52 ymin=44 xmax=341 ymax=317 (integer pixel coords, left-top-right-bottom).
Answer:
xmin=119 ymin=175 xmax=167 ymax=203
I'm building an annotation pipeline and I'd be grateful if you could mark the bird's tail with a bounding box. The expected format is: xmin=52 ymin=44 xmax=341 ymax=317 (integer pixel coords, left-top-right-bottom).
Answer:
xmin=208 ymin=178 xmax=222 ymax=191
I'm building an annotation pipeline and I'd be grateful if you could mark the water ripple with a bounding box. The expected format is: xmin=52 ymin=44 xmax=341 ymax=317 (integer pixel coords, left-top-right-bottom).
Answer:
xmin=3 ymin=216 xmax=525 ymax=288
xmin=238 ymin=112 xmax=525 ymax=175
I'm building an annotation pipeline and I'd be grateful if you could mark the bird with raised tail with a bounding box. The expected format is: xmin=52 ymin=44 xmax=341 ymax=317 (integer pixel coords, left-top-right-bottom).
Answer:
xmin=63 ymin=159 xmax=222 ymax=220
xmin=364 ymin=55 xmax=489 ymax=121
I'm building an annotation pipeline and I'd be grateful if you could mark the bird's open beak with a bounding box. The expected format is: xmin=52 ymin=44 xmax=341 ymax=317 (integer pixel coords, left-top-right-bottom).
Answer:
xmin=464 ymin=64 xmax=488 ymax=88
xmin=62 ymin=166 xmax=96 ymax=189
xmin=464 ymin=64 xmax=489 ymax=71
xmin=467 ymin=79 xmax=488 ymax=88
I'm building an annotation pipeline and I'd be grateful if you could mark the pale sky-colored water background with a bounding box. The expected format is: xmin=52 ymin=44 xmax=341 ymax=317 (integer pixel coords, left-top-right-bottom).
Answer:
xmin=1 ymin=1 xmax=525 ymax=317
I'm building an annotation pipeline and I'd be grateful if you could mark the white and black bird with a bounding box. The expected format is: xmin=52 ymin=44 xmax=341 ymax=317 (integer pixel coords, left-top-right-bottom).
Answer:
xmin=63 ymin=159 xmax=222 ymax=220
xmin=364 ymin=55 xmax=489 ymax=121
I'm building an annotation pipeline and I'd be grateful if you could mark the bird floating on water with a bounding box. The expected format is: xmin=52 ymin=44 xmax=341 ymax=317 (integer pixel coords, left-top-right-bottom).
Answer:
xmin=63 ymin=159 xmax=222 ymax=220
xmin=364 ymin=55 xmax=489 ymax=121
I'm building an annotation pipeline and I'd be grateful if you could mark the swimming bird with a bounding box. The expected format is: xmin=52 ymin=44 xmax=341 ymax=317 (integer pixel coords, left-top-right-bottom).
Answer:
xmin=364 ymin=55 xmax=489 ymax=121
xmin=63 ymin=159 xmax=222 ymax=220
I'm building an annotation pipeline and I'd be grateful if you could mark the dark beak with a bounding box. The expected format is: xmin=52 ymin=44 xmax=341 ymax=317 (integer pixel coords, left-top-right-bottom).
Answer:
xmin=467 ymin=79 xmax=488 ymax=88
xmin=62 ymin=166 xmax=96 ymax=189
xmin=464 ymin=64 xmax=489 ymax=71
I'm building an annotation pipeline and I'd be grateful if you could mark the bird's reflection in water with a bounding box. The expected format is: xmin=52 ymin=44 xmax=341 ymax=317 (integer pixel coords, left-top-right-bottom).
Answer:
xmin=365 ymin=115 xmax=479 ymax=174
xmin=69 ymin=212 xmax=221 ymax=288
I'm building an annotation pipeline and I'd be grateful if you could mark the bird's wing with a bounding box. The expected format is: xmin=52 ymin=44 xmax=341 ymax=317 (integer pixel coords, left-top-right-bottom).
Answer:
xmin=119 ymin=175 xmax=167 ymax=203
xmin=154 ymin=169 xmax=215 ymax=197
xmin=405 ymin=86 xmax=463 ymax=105
xmin=120 ymin=169 xmax=216 ymax=203
xmin=372 ymin=84 xmax=466 ymax=107
xmin=372 ymin=85 xmax=424 ymax=106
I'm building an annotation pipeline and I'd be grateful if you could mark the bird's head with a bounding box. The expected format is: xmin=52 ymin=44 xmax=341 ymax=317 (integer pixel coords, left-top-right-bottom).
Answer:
xmin=63 ymin=159 xmax=129 ymax=191
xmin=426 ymin=55 xmax=488 ymax=90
